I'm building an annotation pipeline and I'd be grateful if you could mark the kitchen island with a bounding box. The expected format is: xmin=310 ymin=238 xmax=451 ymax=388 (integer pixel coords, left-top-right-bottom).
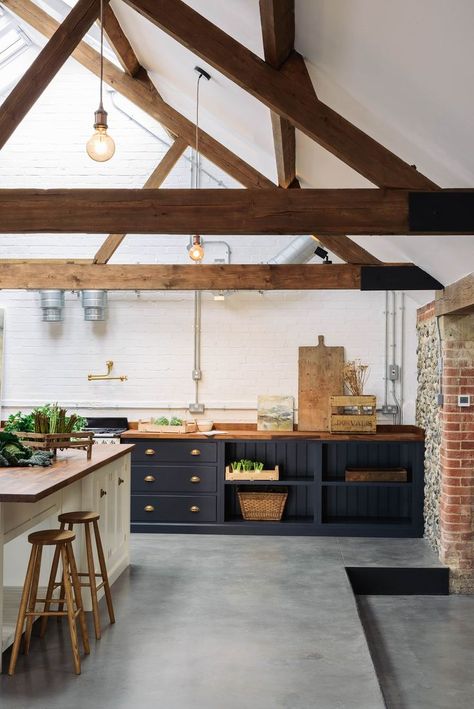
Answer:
xmin=122 ymin=425 xmax=425 ymax=538
xmin=0 ymin=444 xmax=133 ymax=664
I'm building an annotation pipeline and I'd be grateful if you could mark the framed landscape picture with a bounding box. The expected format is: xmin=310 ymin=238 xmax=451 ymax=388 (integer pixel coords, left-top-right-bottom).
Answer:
xmin=257 ymin=395 xmax=294 ymax=431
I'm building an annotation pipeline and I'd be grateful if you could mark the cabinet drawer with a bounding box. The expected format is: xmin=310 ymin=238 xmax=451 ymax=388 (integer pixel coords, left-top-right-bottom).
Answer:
xmin=126 ymin=440 xmax=217 ymax=464
xmin=131 ymin=495 xmax=216 ymax=523
xmin=132 ymin=465 xmax=217 ymax=493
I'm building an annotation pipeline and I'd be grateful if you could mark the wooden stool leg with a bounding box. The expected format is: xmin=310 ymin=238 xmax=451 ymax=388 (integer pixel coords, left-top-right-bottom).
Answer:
xmin=40 ymin=541 xmax=62 ymax=638
xmin=56 ymin=522 xmax=68 ymax=617
xmin=85 ymin=522 xmax=101 ymax=640
xmin=61 ymin=545 xmax=81 ymax=675
xmin=66 ymin=542 xmax=90 ymax=656
xmin=23 ymin=544 xmax=43 ymax=655
xmin=93 ymin=519 xmax=115 ymax=625
xmin=8 ymin=546 xmax=38 ymax=676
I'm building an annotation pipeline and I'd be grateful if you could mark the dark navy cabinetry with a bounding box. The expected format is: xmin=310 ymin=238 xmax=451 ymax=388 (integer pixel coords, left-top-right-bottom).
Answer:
xmin=123 ymin=436 xmax=424 ymax=537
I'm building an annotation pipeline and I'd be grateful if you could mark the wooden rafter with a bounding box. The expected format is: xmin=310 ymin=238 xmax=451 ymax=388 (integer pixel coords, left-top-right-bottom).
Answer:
xmin=435 ymin=272 xmax=474 ymax=316
xmin=93 ymin=136 xmax=188 ymax=263
xmin=124 ymin=0 xmax=438 ymax=190
xmin=0 ymin=188 xmax=472 ymax=235
xmin=102 ymin=3 xmax=140 ymax=77
xmin=0 ymin=264 xmax=442 ymax=291
xmin=0 ymin=0 xmax=103 ymax=150
xmin=2 ymin=0 xmax=273 ymax=190
xmin=259 ymin=0 xmax=296 ymax=188
xmin=258 ymin=2 xmax=379 ymax=265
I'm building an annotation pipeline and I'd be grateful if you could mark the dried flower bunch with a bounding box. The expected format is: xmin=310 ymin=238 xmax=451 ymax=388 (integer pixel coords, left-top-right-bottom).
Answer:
xmin=343 ymin=360 xmax=370 ymax=396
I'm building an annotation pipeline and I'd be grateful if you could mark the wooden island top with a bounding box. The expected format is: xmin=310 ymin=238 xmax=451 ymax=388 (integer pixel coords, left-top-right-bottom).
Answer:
xmin=122 ymin=424 xmax=424 ymax=442
xmin=0 ymin=444 xmax=134 ymax=503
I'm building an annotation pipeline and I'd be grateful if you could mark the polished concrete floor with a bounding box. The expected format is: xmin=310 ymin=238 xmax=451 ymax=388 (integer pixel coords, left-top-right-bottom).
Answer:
xmin=0 ymin=535 xmax=471 ymax=709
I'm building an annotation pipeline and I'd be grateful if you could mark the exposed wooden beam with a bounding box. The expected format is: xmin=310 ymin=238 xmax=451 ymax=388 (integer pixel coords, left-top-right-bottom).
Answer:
xmin=0 ymin=263 xmax=441 ymax=292
xmin=2 ymin=0 xmax=274 ymax=190
xmin=259 ymin=0 xmax=294 ymax=68
xmin=93 ymin=136 xmax=188 ymax=263
xmin=435 ymin=272 xmax=474 ymax=316
xmin=0 ymin=0 xmax=103 ymax=150
xmin=259 ymin=0 xmax=296 ymax=188
xmin=124 ymin=0 xmax=438 ymax=190
xmin=1 ymin=188 xmax=472 ymax=235
xmin=102 ymin=3 xmax=140 ymax=76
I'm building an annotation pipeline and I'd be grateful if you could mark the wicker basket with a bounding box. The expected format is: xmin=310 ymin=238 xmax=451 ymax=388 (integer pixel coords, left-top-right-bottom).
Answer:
xmin=237 ymin=487 xmax=288 ymax=521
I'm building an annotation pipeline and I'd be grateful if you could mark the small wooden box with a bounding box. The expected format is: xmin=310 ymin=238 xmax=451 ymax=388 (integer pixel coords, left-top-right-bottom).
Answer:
xmin=138 ymin=420 xmax=197 ymax=434
xmin=345 ymin=467 xmax=408 ymax=482
xmin=17 ymin=431 xmax=94 ymax=459
xmin=225 ymin=465 xmax=279 ymax=482
xmin=329 ymin=395 xmax=376 ymax=434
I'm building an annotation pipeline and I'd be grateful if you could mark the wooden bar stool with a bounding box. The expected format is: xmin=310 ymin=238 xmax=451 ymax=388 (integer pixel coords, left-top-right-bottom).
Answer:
xmin=8 ymin=529 xmax=90 ymax=676
xmin=43 ymin=511 xmax=115 ymax=640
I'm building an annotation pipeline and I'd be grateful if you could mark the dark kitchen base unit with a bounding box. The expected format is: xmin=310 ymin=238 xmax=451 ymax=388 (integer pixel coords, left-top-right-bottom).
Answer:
xmin=122 ymin=436 xmax=425 ymax=538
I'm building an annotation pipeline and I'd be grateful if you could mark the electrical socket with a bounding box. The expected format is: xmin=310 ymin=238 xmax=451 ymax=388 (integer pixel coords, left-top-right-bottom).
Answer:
xmin=192 ymin=369 xmax=202 ymax=381
xmin=387 ymin=364 xmax=400 ymax=381
xmin=381 ymin=404 xmax=399 ymax=415
xmin=189 ymin=403 xmax=205 ymax=414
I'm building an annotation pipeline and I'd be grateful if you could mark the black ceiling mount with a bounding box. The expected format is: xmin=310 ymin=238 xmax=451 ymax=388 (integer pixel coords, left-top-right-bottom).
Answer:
xmin=409 ymin=191 xmax=474 ymax=232
xmin=194 ymin=66 xmax=211 ymax=81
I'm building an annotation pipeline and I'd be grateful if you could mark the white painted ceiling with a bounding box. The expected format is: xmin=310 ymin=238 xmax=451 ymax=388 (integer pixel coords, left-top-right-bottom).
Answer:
xmin=109 ymin=0 xmax=474 ymax=286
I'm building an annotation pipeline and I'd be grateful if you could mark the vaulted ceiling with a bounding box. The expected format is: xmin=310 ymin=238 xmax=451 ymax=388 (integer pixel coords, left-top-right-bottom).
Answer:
xmin=1 ymin=0 xmax=473 ymax=288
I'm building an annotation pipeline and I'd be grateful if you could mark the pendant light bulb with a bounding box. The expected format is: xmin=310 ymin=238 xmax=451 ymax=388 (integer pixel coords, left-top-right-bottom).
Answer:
xmin=87 ymin=111 xmax=115 ymax=162
xmin=189 ymin=235 xmax=204 ymax=262
xmin=87 ymin=0 xmax=115 ymax=162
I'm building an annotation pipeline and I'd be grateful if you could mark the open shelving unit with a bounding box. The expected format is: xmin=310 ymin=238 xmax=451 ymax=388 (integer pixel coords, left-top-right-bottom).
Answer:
xmin=127 ymin=431 xmax=425 ymax=537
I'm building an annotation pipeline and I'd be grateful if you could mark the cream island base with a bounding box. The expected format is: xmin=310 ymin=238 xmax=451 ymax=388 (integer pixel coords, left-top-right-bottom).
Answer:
xmin=0 ymin=444 xmax=132 ymax=670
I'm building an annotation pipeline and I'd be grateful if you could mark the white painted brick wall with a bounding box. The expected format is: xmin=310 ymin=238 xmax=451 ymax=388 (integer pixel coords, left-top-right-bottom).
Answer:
xmin=0 ymin=61 xmax=418 ymax=424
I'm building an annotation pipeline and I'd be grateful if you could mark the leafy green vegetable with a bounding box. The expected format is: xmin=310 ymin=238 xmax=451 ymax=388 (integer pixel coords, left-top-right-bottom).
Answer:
xmin=231 ymin=459 xmax=265 ymax=472
xmin=4 ymin=404 xmax=86 ymax=434
xmin=170 ymin=417 xmax=183 ymax=426
xmin=153 ymin=416 xmax=170 ymax=426
xmin=0 ymin=432 xmax=53 ymax=467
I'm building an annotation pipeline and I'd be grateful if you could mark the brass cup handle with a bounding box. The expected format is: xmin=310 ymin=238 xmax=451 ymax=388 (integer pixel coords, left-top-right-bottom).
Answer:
xmin=190 ymin=449 xmax=201 ymax=456
xmin=118 ymin=477 xmax=125 ymax=486
xmin=145 ymin=448 xmax=156 ymax=456
xmin=190 ymin=505 xmax=200 ymax=513
xmin=190 ymin=475 xmax=201 ymax=484
xmin=144 ymin=475 xmax=156 ymax=483
xmin=144 ymin=505 xmax=155 ymax=512
xmin=100 ymin=488 xmax=107 ymax=498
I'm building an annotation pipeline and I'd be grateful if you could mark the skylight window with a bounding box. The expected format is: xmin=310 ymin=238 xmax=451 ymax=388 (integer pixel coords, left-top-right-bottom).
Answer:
xmin=0 ymin=16 xmax=30 ymax=71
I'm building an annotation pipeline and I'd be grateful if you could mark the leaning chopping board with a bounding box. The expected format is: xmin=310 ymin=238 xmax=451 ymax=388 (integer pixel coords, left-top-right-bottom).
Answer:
xmin=298 ymin=335 xmax=344 ymax=431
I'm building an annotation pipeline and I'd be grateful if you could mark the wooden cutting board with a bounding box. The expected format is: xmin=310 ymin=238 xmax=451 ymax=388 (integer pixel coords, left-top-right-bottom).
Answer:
xmin=298 ymin=335 xmax=344 ymax=431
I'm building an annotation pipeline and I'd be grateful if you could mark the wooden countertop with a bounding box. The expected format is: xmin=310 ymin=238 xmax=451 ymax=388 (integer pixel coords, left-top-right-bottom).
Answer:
xmin=0 ymin=444 xmax=134 ymax=503
xmin=121 ymin=425 xmax=424 ymax=442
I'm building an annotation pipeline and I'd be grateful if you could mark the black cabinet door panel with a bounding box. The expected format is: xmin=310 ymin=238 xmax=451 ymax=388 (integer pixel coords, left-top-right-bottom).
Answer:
xmin=131 ymin=495 xmax=217 ymax=523
xmin=127 ymin=440 xmax=217 ymax=463
xmin=132 ymin=465 xmax=217 ymax=493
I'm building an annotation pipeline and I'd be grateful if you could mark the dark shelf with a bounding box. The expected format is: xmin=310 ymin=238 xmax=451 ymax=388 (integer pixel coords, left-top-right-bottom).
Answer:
xmin=226 ymin=515 xmax=314 ymax=525
xmin=225 ymin=478 xmax=314 ymax=486
xmin=322 ymin=479 xmax=412 ymax=488
xmin=323 ymin=515 xmax=412 ymax=526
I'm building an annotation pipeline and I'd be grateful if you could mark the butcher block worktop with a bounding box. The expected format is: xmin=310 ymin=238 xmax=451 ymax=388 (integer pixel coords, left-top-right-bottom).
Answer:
xmin=122 ymin=424 xmax=424 ymax=441
xmin=0 ymin=444 xmax=134 ymax=502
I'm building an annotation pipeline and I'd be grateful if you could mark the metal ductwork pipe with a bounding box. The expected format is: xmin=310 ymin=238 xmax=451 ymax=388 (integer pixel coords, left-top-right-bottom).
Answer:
xmin=81 ymin=290 xmax=108 ymax=321
xmin=267 ymin=235 xmax=318 ymax=265
xmin=39 ymin=290 xmax=65 ymax=322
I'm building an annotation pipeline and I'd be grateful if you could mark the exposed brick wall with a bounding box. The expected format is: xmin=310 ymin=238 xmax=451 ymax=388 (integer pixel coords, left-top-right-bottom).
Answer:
xmin=438 ymin=314 xmax=474 ymax=593
xmin=418 ymin=303 xmax=474 ymax=592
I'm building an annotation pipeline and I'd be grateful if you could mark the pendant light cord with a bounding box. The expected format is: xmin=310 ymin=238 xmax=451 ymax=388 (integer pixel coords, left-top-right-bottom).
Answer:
xmin=99 ymin=0 xmax=104 ymax=109
xmin=194 ymin=72 xmax=203 ymax=190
